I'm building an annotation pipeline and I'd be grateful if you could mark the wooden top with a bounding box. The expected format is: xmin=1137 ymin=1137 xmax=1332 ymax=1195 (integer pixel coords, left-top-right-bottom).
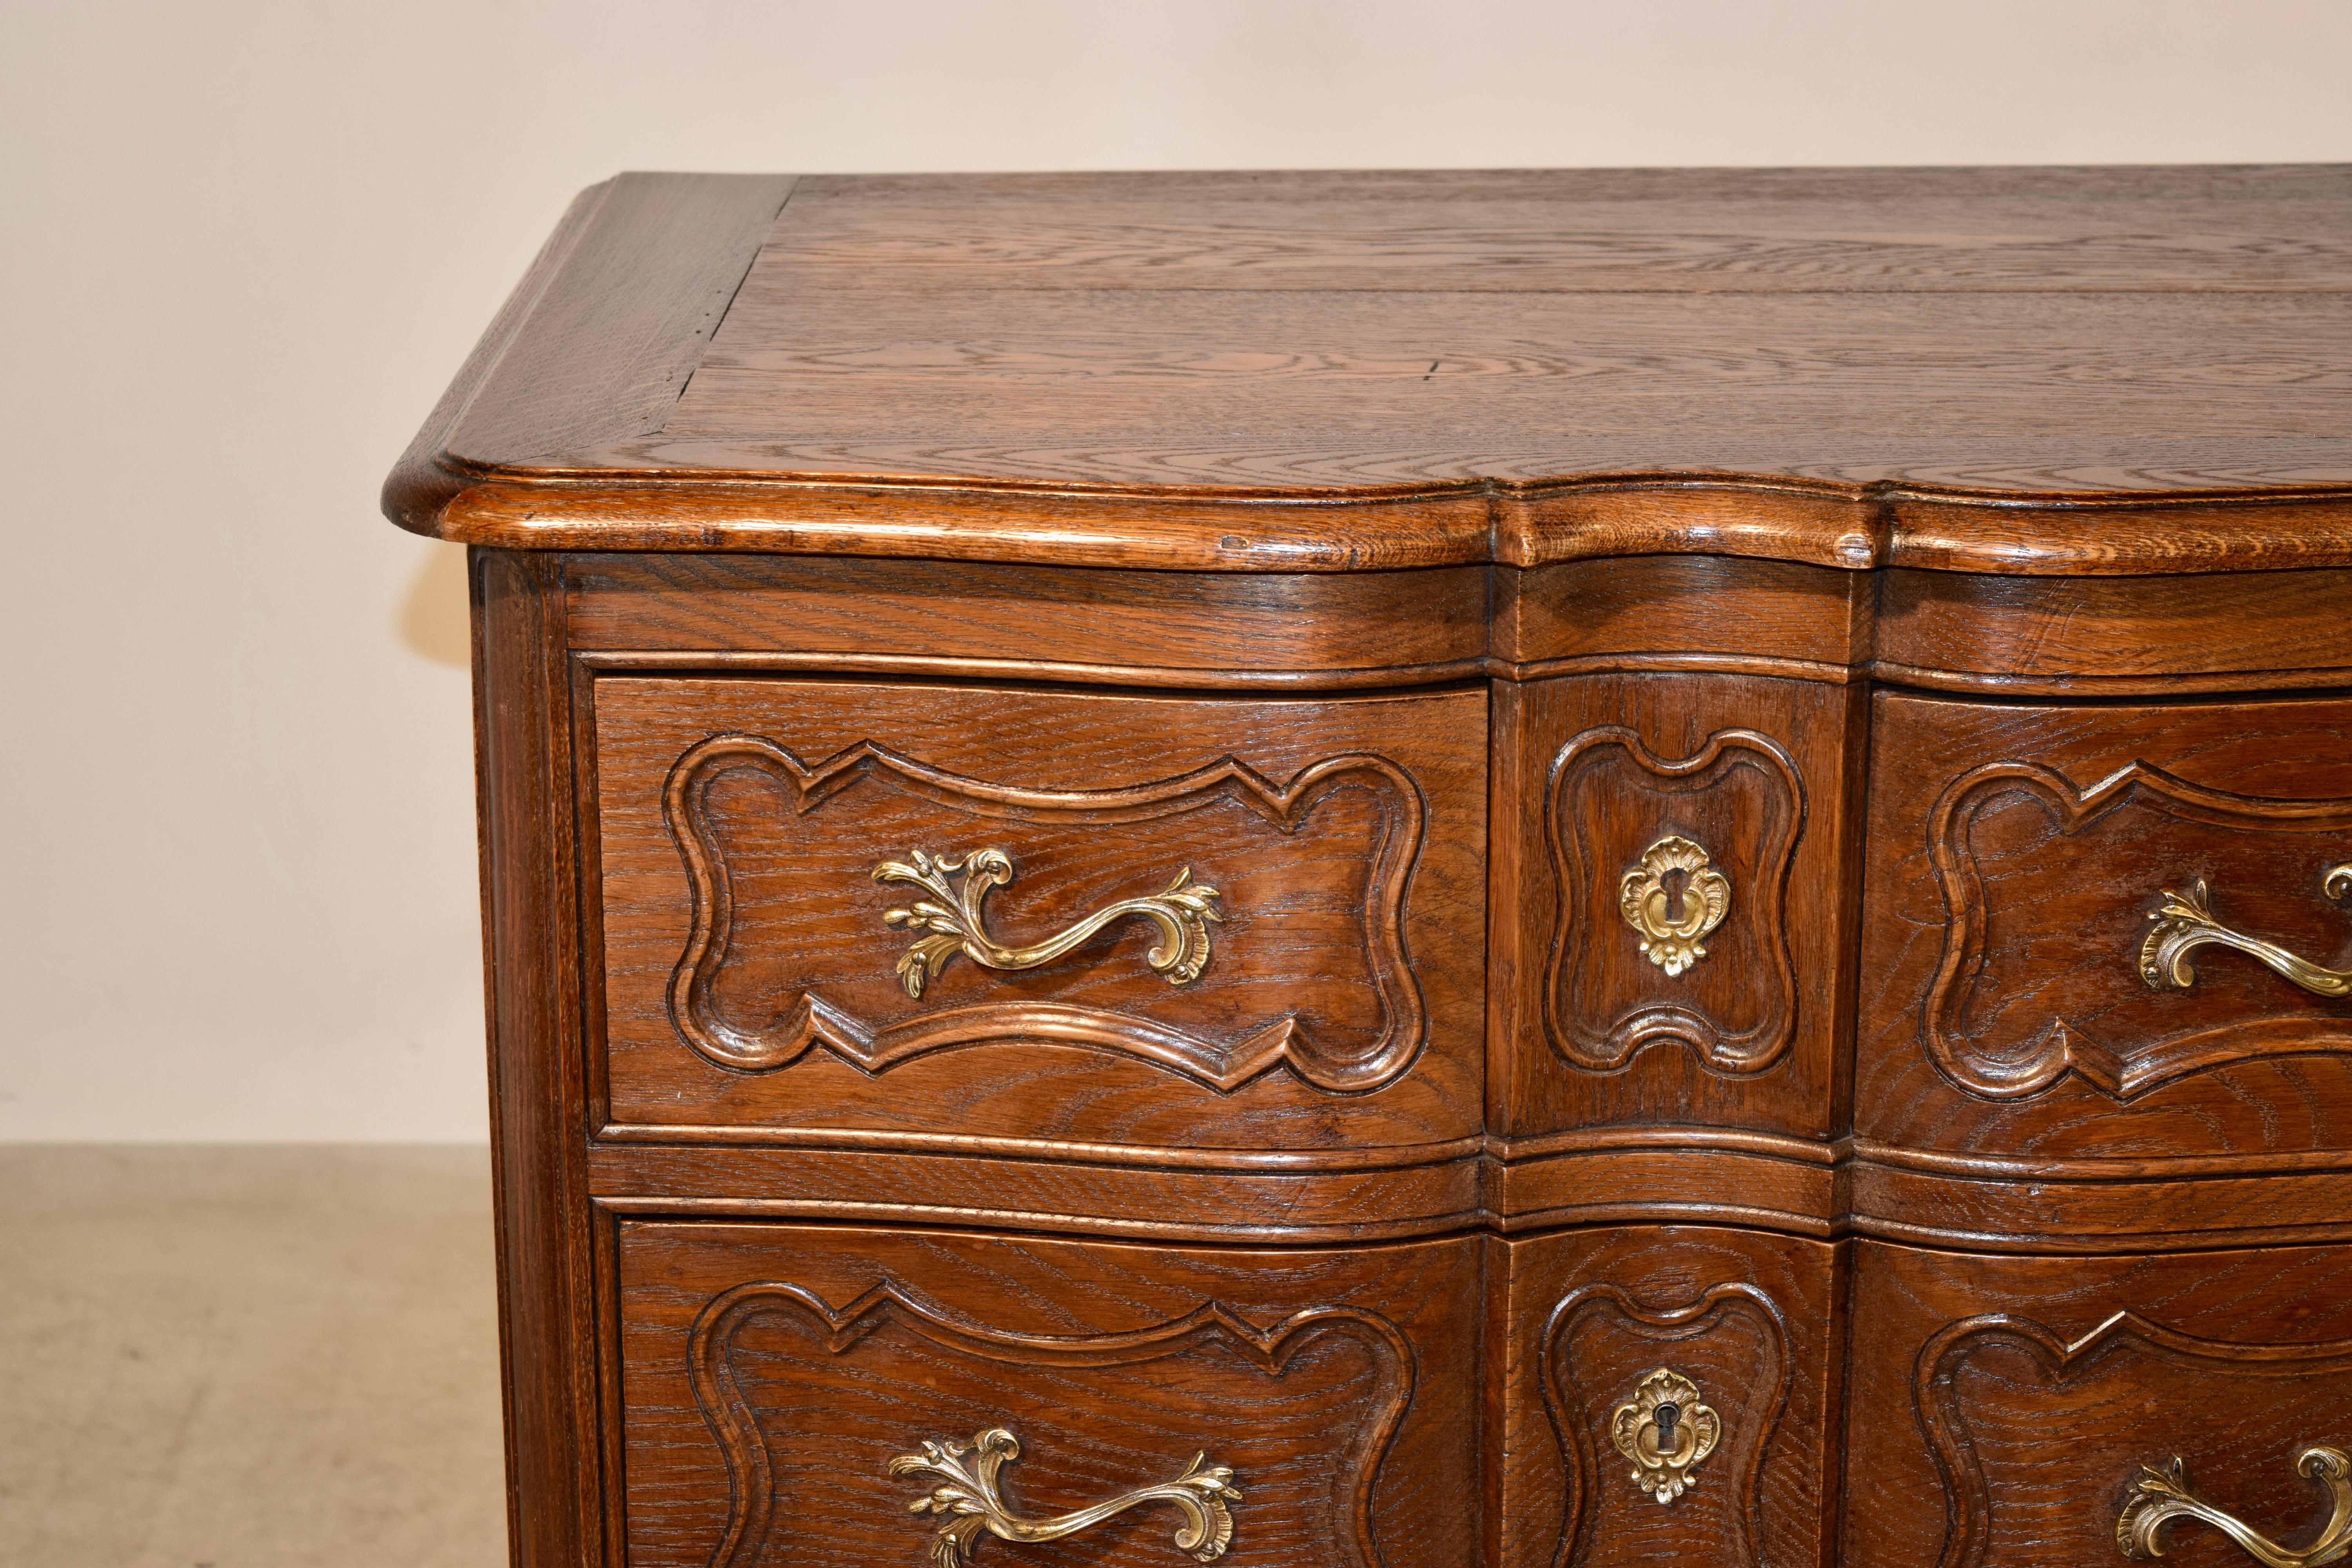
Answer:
xmin=387 ymin=166 xmax=2352 ymax=574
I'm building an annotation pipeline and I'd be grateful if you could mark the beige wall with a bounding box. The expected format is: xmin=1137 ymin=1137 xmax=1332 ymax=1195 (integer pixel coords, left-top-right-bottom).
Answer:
xmin=5 ymin=1 xmax=2348 ymax=1141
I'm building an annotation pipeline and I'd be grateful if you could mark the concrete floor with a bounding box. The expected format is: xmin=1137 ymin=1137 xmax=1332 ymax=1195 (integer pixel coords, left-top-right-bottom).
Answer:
xmin=0 ymin=1146 xmax=508 ymax=1567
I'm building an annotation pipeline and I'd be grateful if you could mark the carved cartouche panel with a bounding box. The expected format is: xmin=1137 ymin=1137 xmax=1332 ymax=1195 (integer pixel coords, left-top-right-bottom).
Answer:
xmin=1914 ymin=1309 xmax=2352 ymax=1568
xmin=661 ymin=734 xmax=1425 ymax=1093
xmin=1546 ymin=727 xmax=1803 ymax=1073
xmin=684 ymin=1285 xmax=1411 ymax=1568
xmin=1925 ymin=760 xmax=2352 ymax=1101
xmin=595 ymin=680 xmax=1488 ymax=1148
xmin=1543 ymin=1282 xmax=1792 ymax=1568
xmin=620 ymin=1225 xmax=1478 ymax=1568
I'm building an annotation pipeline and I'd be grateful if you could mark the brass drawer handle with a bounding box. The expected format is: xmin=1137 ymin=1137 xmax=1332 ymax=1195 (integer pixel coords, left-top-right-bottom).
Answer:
xmin=889 ymin=1427 xmax=1239 ymax=1565
xmin=2141 ymin=867 xmax=2352 ymax=998
xmin=875 ymin=848 xmax=1221 ymax=1000
xmin=2118 ymin=1448 xmax=2352 ymax=1566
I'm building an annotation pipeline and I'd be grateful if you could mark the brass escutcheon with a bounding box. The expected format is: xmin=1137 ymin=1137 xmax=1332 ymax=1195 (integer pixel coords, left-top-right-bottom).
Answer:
xmin=1619 ymin=837 xmax=1731 ymax=978
xmin=1610 ymin=1367 xmax=1721 ymax=1504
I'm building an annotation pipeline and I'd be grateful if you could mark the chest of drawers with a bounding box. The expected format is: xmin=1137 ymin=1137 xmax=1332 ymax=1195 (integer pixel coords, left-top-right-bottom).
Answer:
xmin=387 ymin=167 xmax=2352 ymax=1568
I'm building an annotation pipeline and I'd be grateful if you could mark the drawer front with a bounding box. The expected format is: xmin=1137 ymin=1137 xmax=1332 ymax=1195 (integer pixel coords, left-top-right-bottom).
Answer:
xmin=615 ymin=1222 xmax=1478 ymax=1568
xmin=1490 ymin=671 xmax=1861 ymax=1148
xmin=1844 ymin=1241 xmax=2352 ymax=1568
xmin=1858 ymin=692 xmax=2352 ymax=1161
xmin=1496 ymin=1227 xmax=1841 ymax=1568
xmin=593 ymin=678 xmax=1485 ymax=1149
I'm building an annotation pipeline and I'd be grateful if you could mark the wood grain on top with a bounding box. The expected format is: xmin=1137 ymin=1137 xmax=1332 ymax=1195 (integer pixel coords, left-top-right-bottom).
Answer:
xmin=388 ymin=166 xmax=2352 ymax=572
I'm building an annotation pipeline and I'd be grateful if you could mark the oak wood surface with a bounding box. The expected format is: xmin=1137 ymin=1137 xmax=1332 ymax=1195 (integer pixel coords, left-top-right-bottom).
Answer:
xmin=389 ymin=167 xmax=2352 ymax=575
xmin=1847 ymin=1158 xmax=2352 ymax=1254
xmin=564 ymin=553 xmax=1493 ymax=687
xmin=563 ymin=551 xmax=2352 ymax=697
xmin=1873 ymin=566 xmax=2352 ymax=694
xmin=585 ymin=1143 xmax=1485 ymax=1245
xmin=661 ymin=291 xmax=2350 ymax=484
xmin=723 ymin=166 xmax=2352 ymax=296
xmin=386 ymin=173 xmax=797 ymax=533
xmin=474 ymin=550 xmax=605 ymax=1567
xmin=1498 ymin=557 xmax=1869 ymax=683
xmin=1489 ymin=1138 xmax=1840 ymax=1241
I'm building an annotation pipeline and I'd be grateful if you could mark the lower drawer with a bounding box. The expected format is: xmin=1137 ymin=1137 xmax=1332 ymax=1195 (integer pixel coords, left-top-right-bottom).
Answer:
xmin=1844 ymin=1240 xmax=2352 ymax=1568
xmin=615 ymin=1222 xmax=1479 ymax=1568
xmin=1496 ymin=1227 xmax=1841 ymax=1568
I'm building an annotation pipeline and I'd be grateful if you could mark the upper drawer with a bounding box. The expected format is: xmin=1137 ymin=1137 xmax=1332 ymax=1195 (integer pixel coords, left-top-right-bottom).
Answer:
xmin=591 ymin=677 xmax=1485 ymax=1151
xmin=1858 ymin=691 xmax=2352 ymax=1161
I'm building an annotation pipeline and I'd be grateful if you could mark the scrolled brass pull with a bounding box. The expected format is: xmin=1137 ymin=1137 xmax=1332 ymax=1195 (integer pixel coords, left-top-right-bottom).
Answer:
xmin=888 ymin=1427 xmax=1239 ymax=1565
xmin=2117 ymin=1448 xmax=2352 ymax=1566
xmin=875 ymin=848 xmax=1221 ymax=1000
xmin=2140 ymin=866 xmax=2352 ymax=998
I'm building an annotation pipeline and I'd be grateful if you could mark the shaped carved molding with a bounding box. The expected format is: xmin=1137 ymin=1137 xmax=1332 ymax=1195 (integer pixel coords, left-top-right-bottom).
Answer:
xmin=1541 ymin=1282 xmax=1793 ymax=1568
xmin=1924 ymin=760 xmax=2352 ymax=1101
xmin=1545 ymin=727 xmax=1803 ymax=1074
xmin=687 ymin=1280 xmax=1412 ymax=1568
xmin=1914 ymin=1309 xmax=2352 ymax=1568
xmin=661 ymin=735 xmax=1428 ymax=1092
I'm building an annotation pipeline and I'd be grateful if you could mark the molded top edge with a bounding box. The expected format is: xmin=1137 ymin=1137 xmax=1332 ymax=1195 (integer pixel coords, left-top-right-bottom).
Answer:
xmin=386 ymin=166 xmax=2352 ymax=575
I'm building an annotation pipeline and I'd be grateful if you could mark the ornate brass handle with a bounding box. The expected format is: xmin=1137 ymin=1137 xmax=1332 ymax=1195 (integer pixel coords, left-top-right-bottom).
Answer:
xmin=2140 ymin=867 xmax=2352 ymax=998
xmin=1619 ymin=836 xmax=1731 ymax=978
xmin=888 ymin=1427 xmax=1238 ymax=1565
xmin=875 ymin=848 xmax=1221 ymax=1000
xmin=1610 ymin=1367 xmax=1721 ymax=1504
xmin=2118 ymin=1448 xmax=2352 ymax=1566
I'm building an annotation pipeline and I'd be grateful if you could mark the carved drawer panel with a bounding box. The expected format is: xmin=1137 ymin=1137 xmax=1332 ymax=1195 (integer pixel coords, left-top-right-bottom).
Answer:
xmin=1858 ymin=692 xmax=2352 ymax=1160
xmin=1844 ymin=1241 xmax=2352 ymax=1568
xmin=591 ymin=678 xmax=1485 ymax=1151
xmin=615 ymin=1221 xmax=1478 ymax=1568
xmin=1490 ymin=673 xmax=1861 ymax=1145
xmin=1495 ymin=1227 xmax=1842 ymax=1568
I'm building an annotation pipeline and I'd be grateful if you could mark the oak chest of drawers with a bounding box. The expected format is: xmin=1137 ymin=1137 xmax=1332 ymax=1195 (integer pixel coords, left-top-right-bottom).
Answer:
xmin=387 ymin=166 xmax=2352 ymax=1568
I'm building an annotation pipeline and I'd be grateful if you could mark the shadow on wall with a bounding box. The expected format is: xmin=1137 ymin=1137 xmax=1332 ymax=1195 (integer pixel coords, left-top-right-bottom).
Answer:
xmin=400 ymin=543 xmax=470 ymax=668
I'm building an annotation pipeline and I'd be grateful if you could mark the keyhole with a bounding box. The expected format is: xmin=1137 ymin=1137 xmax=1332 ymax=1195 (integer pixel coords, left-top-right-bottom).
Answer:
xmin=1653 ymin=1403 xmax=1681 ymax=1445
xmin=1658 ymin=867 xmax=1688 ymax=923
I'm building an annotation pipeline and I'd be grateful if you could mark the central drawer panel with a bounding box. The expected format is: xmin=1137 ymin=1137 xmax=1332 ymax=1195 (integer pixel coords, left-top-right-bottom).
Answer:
xmin=590 ymin=677 xmax=1486 ymax=1151
xmin=614 ymin=1222 xmax=1479 ymax=1568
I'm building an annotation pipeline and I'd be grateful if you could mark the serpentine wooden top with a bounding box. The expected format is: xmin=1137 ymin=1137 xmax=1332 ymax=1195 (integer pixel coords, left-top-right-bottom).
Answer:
xmin=387 ymin=165 xmax=2352 ymax=574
